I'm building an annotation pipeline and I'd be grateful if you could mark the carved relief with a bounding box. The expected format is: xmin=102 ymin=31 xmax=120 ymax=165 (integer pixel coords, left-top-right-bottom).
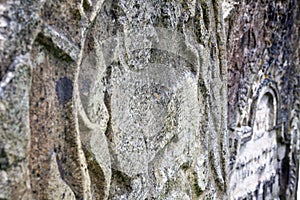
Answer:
xmin=74 ymin=1 xmax=228 ymax=198
xmin=253 ymin=92 xmax=276 ymax=140
xmin=230 ymin=85 xmax=280 ymax=199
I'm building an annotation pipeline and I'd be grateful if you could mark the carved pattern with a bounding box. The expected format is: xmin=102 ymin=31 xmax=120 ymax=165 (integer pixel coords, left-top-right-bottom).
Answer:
xmin=229 ymin=85 xmax=280 ymax=199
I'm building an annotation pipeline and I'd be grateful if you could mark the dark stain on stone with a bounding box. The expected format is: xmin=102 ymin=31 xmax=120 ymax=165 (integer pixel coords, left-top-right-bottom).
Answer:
xmin=0 ymin=144 xmax=9 ymax=171
xmin=82 ymin=147 xmax=106 ymax=199
xmin=56 ymin=153 xmax=65 ymax=181
xmin=55 ymin=77 xmax=73 ymax=106
xmin=36 ymin=33 xmax=73 ymax=62
xmin=111 ymin=168 xmax=132 ymax=192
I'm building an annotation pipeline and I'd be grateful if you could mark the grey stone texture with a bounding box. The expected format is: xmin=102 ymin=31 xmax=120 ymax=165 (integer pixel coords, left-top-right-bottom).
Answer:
xmin=0 ymin=0 xmax=299 ymax=200
xmin=226 ymin=0 xmax=300 ymax=199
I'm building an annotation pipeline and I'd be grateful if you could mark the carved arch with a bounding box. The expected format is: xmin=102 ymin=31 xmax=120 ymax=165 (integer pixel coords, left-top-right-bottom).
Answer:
xmin=248 ymin=81 xmax=279 ymax=135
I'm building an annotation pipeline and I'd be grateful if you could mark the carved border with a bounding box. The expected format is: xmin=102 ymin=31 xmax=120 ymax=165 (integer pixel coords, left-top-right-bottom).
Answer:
xmin=247 ymin=80 xmax=281 ymax=141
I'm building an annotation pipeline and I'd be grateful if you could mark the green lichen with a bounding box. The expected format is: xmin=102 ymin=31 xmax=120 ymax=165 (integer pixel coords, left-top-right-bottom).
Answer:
xmin=83 ymin=148 xmax=106 ymax=199
xmin=180 ymin=162 xmax=190 ymax=171
xmin=192 ymin=172 xmax=204 ymax=196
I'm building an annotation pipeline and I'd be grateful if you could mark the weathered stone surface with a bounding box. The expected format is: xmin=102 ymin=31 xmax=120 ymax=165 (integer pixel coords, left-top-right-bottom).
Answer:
xmin=226 ymin=0 xmax=300 ymax=199
xmin=0 ymin=55 xmax=32 ymax=199
xmin=75 ymin=0 xmax=228 ymax=199
xmin=29 ymin=36 xmax=90 ymax=199
xmin=0 ymin=0 xmax=299 ymax=199
xmin=229 ymin=85 xmax=280 ymax=199
xmin=0 ymin=0 xmax=44 ymax=77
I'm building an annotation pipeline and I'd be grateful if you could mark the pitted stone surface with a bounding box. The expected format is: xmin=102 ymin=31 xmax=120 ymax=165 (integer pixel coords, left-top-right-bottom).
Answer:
xmin=0 ymin=0 xmax=299 ymax=199
xmin=229 ymin=88 xmax=280 ymax=199
xmin=226 ymin=0 xmax=300 ymax=199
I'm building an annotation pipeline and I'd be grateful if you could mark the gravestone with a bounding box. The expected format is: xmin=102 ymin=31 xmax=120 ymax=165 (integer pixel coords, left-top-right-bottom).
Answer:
xmin=229 ymin=86 xmax=281 ymax=199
